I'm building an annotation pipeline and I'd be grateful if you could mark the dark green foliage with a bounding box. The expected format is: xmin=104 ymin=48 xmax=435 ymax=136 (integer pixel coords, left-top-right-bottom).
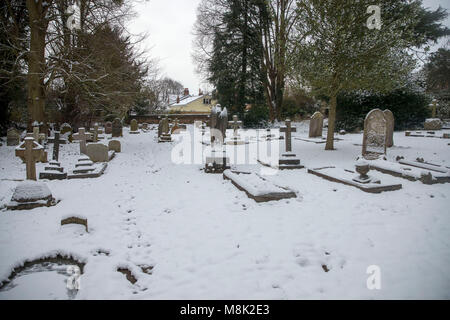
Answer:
xmin=336 ymin=89 xmax=431 ymax=132
xmin=243 ymin=104 xmax=269 ymax=128
xmin=208 ymin=0 xmax=265 ymax=115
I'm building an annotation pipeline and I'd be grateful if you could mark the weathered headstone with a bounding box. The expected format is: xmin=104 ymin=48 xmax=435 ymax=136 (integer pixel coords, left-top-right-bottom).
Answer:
xmin=158 ymin=117 xmax=171 ymax=142
xmin=217 ymin=107 xmax=228 ymax=143
xmin=73 ymin=128 xmax=92 ymax=155
xmin=383 ymin=109 xmax=394 ymax=148
xmin=7 ymin=128 xmax=20 ymax=146
xmin=227 ymin=115 xmax=244 ymax=145
xmin=130 ymin=119 xmax=139 ymax=134
xmin=15 ymin=137 xmax=43 ymax=180
xmin=7 ymin=181 xmax=57 ymax=210
xmin=210 ymin=105 xmax=221 ymax=129
xmin=362 ymin=109 xmax=387 ymax=160
xmin=108 ymin=140 xmax=121 ymax=153
xmin=424 ymin=118 xmax=442 ymax=130
xmin=86 ymin=143 xmax=109 ymax=162
xmin=90 ymin=124 xmax=100 ymax=142
xmin=112 ymin=118 xmax=123 ymax=137
xmin=309 ymin=112 xmax=324 ymax=138
xmin=105 ymin=121 xmax=112 ymax=134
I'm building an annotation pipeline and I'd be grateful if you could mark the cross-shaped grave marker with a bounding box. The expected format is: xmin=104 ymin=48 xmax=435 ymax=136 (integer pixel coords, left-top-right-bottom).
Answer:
xmin=280 ymin=119 xmax=297 ymax=152
xmin=73 ymin=128 xmax=92 ymax=155
xmin=228 ymin=115 xmax=243 ymax=138
xmin=15 ymin=137 xmax=43 ymax=180
xmin=49 ymin=131 xmax=66 ymax=161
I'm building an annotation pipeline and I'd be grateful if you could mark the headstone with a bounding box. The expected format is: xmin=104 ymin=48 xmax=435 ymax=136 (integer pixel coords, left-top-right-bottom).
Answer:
xmin=227 ymin=115 xmax=244 ymax=145
xmin=48 ymin=131 xmax=65 ymax=161
xmin=309 ymin=112 xmax=324 ymax=138
xmin=108 ymin=140 xmax=121 ymax=153
xmin=7 ymin=181 xmax=56 ymax=210
xmin=112 ymin=118 xmax=123 ymax=137
xmin=280 ymin=119 xmax=297 ymax=153
xmin=86 ymin=143 xmax=109 ymax=162
xmin=73 ymin=128 xmax=92 ymax=155
xmin=362 ymin=109 xmax=387 ymax=160
xmin=7 ymin=128 xmax=20 ymax=146
xmin=383 ymin=109 xmax=394 ymax=147
xmin=424 ymin=118 xmax=442 ymax=130
xmin=210 ymin=105 xmax=221 ymax=129
xmin=15 ymin=137 xmax=44 ymax=180
xmin=60 ymin=123 xmax=72 ymax=135
xmin=171 ymin=118 xmax=180 ymax=134
xmin=105 ymin=121 xmax=112 ymax=134
xmin=158 ymin=117 xmax=171 ymax=142
xmin=217 ymin=107 xmax=228 ymax=144
xmin=130 ymin=119 xmax=139 ymax=134
xmin=90 ymin=124 xmax=100 ymax=142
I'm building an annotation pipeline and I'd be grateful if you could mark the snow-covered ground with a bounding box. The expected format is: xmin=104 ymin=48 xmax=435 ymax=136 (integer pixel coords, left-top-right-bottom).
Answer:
xmin=0 ymin=122 xmax=449 ymax=299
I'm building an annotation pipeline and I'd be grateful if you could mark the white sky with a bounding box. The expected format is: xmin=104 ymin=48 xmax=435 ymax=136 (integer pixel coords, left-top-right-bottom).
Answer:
xmin=128 ymin=0 xmax=450 ymax=92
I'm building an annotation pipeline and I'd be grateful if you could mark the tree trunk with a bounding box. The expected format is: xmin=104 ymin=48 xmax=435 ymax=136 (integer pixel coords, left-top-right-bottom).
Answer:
xmin=325 ymin=94 xmax=337 ymax=150
xmin=26 ymin=0 xmax=48 ymax=125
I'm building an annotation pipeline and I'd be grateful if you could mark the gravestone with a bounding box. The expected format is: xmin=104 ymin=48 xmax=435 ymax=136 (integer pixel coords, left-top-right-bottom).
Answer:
xmin=130 ymin=119 xmax=139 ymax=134
xmin=362 ymin=109 xmax=387 ymax=160
xmin=86 ymin=143 xmax=109 ymax=162
xmin=7 ymin=128 xmax=20 ymax=146
xmin=227 ymin=115 xmax=244 ymax=145
xmin=105 ymin=121 xmax=112 ymax=134
xmin=73 ymin=128 xmax=92 ymax=155
xmin=158 ymin=117 xmax=171 ymax=142
xmin=309 ymin=112 xmax=324 ymax=138
xmin=210 ymin=105 xmax=221 ymax=129
xmin=384 ymin=109 xmax=394 ymax=148
xmin=277 ymin=119 xmax=303 ymax=169
xmin=424 ymin=118 xmax=442 ymax=130
xmin=171 ymin=118 xmax=180 ymax=134
xmin=48 ymin=131 xmax=66 ymax=162
xmin=40 ymin=131 xmax=68 ymax=179
xmin=90 ymin=124 xmax=100 ymax=142
xmin=217 ymin=107 xmax=228 ymax=143
xmin=7 ymin=181 xmax=57 ymax=210
xmin=15 ymin=138 xmax=44 ymax=181
xmin=108 ymin=140 xmax=121 ymax=153
xmin=112 ymin=118 xmax=123 ymax=137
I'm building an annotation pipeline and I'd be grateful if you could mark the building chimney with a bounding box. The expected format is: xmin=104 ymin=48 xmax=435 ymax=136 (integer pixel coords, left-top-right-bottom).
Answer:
xmin=177 ymin=95 xmax=180 ymax=104
xmin=184 ymin=88 xmax=189 ymax=96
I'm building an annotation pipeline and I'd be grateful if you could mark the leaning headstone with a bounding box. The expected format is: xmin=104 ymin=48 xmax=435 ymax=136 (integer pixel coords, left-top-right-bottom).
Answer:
xmin=383 ymin=109 xmax=395 ymax=147
xmin=15 ymin=137 xmax=44 ymax=181
xmin=7 ymin=128 xmax=20 ymax=146
xmin=112 ymin=118 xmax=123 ymax=137
xmin=362 ymin=109 xmax=387 ymax=160
xmin=73 ymin=128 xmax=92 ymax=155
xmin=86 ymin=143 xmax=109 ymax=162
xmin=309 ymin=112 xmax=324 ymax=138
xmin=108 ymin=140 xmax=121 ymax=153
xmin=130 ymin=119 xmax=139 ymax=134
xmin=7 ymin=181 xmax=57 ymax=210
xmin=105 ymin=121 xmax=113 ymax=134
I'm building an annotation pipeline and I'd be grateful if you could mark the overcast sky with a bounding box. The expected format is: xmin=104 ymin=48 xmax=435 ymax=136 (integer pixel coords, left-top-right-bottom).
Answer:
xmin=128 ymin=0 xmax=450 ymax=92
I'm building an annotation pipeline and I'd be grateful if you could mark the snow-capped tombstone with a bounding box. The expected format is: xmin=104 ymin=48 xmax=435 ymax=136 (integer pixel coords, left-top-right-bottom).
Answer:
xmin=7 ymin=128 xmax=20 ymax=146
xmin=424 ymin=118 xmax=442 ymax=131
xmin=7 ymin=181 xmax=56 ymax=210
xmin=105 ymin=121 xmax=112 ymax=134
xmin=90 ymin=124 xmax=100 ymax=142
xmin=158 ymin=117 xmax=171 ymax=142
xmin=86 ymin=143 xmax=109 ymax=162
xmin=383 ymin=109 xmax=395 ymax=148
xmin=108 ymin=140 xmax=121 ymax=153
xmin=309 ymin=112 xmax=324 ymax=138
xmin=72 ymin=128 xmax=92 ymax=155
xmin=15 ymin=137 xmax=44 ymax=180
xmin=217 ymin=107 xmax=228 ymax=143
xmin=130 ymin=119 xmax=139 ymax=134
xmin=112 ymin=118 xmax=123 ymax=137
xmin=362 ymin=109 xmax=387 ymax=160
xmin=210 ymin=104 xmax=221 ymax=129
xmin=60 ymin=123 xmax=72 ymax=135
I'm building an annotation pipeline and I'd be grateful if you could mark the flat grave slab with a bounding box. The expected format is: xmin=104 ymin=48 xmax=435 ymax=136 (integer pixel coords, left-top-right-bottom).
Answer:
xmin=405 ymin=131 xmax=450 ymax=139
xmin=223 ymin=170 xmax=297 ymax=202
xmin=294 ymin=137 xmax=343 ymax=144
xmin=7 ymin=181 xmax=58 ymax=210
xmin=368 ymin=159 xmax=450 ymax=185
xmin=307 ymin=166 xmax=402 ymax=193
xmin=396 ymin=158 xmax=449 ymax=173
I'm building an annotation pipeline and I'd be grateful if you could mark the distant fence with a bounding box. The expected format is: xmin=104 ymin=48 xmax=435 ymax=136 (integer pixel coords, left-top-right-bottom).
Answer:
xmin=129 ymin=113 xmax=210 ymax=124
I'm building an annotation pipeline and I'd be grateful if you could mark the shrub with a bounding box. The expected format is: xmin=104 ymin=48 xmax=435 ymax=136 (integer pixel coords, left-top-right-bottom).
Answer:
xmin=243 ymin=104 xmax=269 ymax=128
xmin=336 ymin=89 xmax=431 ymax=132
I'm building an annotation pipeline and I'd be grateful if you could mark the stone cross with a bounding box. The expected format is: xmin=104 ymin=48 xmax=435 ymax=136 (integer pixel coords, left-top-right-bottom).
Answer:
xmin=33 ymin=127 xmax=40 ymax=141
xmin=280 ymin=119 xmax=297 ymax=152
xmin=228 ymin=115 xmax=243 ymax=137
xmin=16 ymin=137 xmax=43 ymax=180
xmin=49 ymin=131 xmax=65 ymax=161
xmin=73 ymin=128 xmax=92 ymax=155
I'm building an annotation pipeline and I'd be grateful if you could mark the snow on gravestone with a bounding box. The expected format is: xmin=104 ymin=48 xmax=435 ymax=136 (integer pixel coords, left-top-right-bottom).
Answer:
xmin=309 ymin=112 xmax=324 ymax=138
xmin=130 ymin=119 xmax=139 ymax=133
xmin=362 ymin=109 xmax=387 ymax=160
xmin=384 ymin=109 xmax=395 ymax=148
xmin=7 ymin=181 xmax=56 ymax=210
